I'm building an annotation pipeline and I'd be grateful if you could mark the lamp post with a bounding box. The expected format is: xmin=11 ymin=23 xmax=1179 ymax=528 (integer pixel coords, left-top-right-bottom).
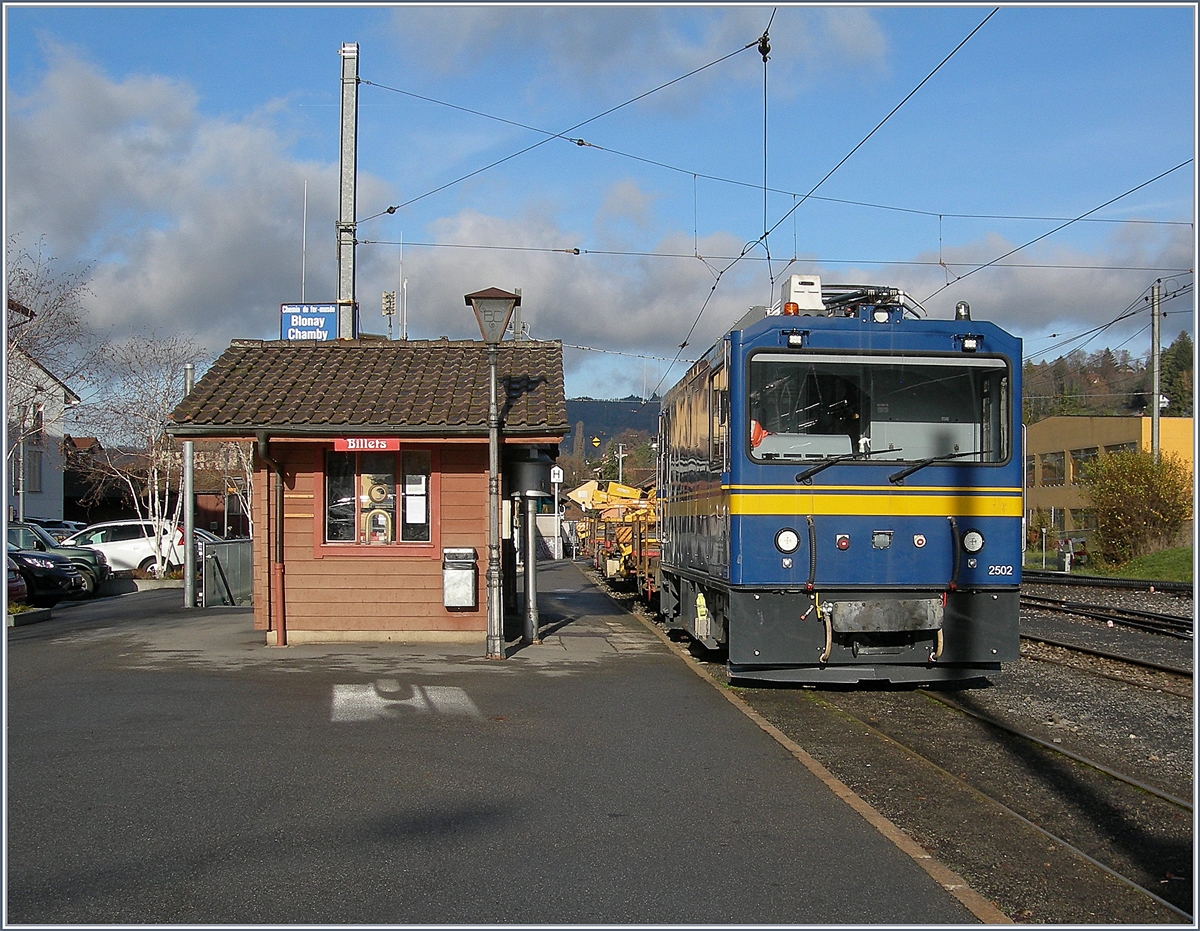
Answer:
xmin=465 ymin=287 xmax=521 ymax=660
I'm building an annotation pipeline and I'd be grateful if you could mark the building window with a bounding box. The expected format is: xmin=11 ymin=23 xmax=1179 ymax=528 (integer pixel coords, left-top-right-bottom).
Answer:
xmin=324 ymin=449 xmax=432 ymax=545
xmin=25 ymin=449 xmax=42 ymax=494
xmin=1070 ymin=509 xmax=1098 ymax=531
xmin=1025 ymin=455 xmax=1035 ymax=488
xmin=1039 ymin=451 xmax=1065 ymax=485
xmin=400 ymin=450 xmax=431 ymax=542
xmin=1069 ymin=447 xmax=1098 ymax=484
xmin=1105 ymin=442 xmax=1137 ymax=456
xmin=31 ymin=404 xmax=45 ymax=445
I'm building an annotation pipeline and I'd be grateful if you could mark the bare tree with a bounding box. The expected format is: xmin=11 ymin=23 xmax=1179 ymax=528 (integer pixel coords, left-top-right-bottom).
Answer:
xmin=6 ymin=233 xmax=101 ymax=379
xmin=223 ymin=441 xmax=255 ymax=539
xmin=72 ymin=333 xmax=209 ymax=575
xmin=6 ymin=234 xmax=104 ymax=509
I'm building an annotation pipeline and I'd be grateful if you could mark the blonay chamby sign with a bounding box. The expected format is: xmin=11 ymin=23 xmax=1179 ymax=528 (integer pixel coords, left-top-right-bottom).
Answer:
xmin=281 ymin=303 xmax=337 ymax=341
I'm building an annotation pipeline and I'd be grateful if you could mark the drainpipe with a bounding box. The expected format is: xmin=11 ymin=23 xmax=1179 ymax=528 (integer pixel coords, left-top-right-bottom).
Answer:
xmin=256 ymin=431 xmax=286 ymax=646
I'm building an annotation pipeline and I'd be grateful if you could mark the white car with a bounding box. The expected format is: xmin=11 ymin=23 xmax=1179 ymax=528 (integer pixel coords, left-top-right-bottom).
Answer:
xmin=63 ymin=520 xmax=186 ymax=573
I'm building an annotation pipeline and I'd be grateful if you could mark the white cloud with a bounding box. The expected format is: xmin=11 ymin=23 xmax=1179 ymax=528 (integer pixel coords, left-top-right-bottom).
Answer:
xmin=385 ymin=7 xmax=891 ymax=108
xmin=6 ymin=45 xmax=393 ymax=351
xmin=7 ymin=39 xmax=1188 ymax=406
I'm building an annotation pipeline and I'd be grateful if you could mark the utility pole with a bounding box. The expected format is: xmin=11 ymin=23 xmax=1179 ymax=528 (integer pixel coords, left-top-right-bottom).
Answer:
xmin=183 ymin=363 xmax=195 ymax=608
xmin=336 ymin=42 xmax=359 ymax=339
xmin=616 ymin=443 xmax=627 ymax=484
xmin=1151 ymin=280 xmax=1161 ymax=463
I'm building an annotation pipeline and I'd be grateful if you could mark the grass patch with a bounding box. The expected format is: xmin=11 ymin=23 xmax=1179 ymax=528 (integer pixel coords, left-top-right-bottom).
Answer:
xmin=1096 ymin=546 xmax=1193 ymax=584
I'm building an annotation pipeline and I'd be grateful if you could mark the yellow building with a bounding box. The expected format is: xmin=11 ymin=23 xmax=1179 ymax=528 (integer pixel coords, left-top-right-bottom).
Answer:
xmin=1024 ymin=416 xmax=1194 ymax=537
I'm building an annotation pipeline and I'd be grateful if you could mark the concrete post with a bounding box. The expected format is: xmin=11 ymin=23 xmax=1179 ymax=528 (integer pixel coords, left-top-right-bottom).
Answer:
xmin=336 ymin=42 xmax=359 ymax=339
xmin=183 ymin=363 xmax=196 ymax=607
xmin=523 ymin=494 xmax=541 ymax=644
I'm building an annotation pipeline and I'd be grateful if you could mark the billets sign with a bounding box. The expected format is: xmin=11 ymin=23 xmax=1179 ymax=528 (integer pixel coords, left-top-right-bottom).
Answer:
xmin=334 ymin=438 xmax=402 ymax=451
xmin=281 ymin=303 xmax=338 ymax=341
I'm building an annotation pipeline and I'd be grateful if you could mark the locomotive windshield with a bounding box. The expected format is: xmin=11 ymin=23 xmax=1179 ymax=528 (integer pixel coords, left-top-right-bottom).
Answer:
xmin=748 ymin=353 xmax=1010 ymax=463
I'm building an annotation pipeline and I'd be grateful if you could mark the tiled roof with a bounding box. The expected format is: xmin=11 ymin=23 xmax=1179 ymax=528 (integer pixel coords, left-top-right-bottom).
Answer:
xmin=169 ymin=339 xmax=568 ymax=438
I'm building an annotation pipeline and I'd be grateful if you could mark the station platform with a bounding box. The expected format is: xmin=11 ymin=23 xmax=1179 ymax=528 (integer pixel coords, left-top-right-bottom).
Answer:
xmin=8 ymin=560 xmax=1002 ymax=924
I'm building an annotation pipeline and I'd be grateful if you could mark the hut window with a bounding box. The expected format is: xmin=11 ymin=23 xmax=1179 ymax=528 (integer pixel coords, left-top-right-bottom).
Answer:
xmin=400 ymin=450 xmax=432 ymax=542
xmin=324 ymin=448 xmax=432 ymax=545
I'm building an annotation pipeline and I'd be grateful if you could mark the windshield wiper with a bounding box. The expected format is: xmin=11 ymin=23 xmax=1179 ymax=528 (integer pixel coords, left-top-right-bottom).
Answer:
xmin=796 ymin=448 xmax=903 ymax=484
xmin=888 ymin=450 xmax=981 ymax=484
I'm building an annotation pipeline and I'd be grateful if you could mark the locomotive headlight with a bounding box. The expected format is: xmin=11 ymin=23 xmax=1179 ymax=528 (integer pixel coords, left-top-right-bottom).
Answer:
xmin=774 ymin=528 xmax=800 ymax=554
xmin=961 ymin=529 xmax=985 ymax=553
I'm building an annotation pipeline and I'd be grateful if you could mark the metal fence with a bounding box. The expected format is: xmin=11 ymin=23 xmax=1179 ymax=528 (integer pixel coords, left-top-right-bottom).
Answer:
xmin=200 ymin=538 xmax=253 ymax=606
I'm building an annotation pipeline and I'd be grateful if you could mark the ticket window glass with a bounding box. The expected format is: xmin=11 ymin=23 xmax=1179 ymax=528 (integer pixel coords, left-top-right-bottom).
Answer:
xmin=400 ymin=450 xmax=431 ymax=542
xmin=360 ymin=452 xmax=396 ymax=544
xmin=325 ymin=449 xmax=431 ymax=545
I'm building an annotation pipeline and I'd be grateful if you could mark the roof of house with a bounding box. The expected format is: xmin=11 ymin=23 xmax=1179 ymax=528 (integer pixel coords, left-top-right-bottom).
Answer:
xmin=168 ymin=338 xmax=568 ymax=439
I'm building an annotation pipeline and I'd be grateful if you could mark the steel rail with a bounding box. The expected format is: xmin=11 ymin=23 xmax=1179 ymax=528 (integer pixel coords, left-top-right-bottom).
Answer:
xmin=1021 ymin=595 xmax=1193 ymax=640
xmin=1021 ymin=632 xmax=1193 ymax=679
xmin=924 ymin=691 xmax=1193 ymax=812
xmin=1022 ymin=570 xmax=1193 ymax=595
xmin=814 ymin=694 xmax=1193 ymax=921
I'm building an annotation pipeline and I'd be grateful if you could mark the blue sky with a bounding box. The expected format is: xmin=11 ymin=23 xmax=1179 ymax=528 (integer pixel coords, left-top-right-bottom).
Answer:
xmin=5 ymin=4 xmax=1195 ymax=399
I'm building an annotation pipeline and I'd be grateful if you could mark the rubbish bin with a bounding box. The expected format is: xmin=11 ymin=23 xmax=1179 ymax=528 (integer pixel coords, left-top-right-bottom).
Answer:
xmin=442 ymin=547 xmax=478 ymax=608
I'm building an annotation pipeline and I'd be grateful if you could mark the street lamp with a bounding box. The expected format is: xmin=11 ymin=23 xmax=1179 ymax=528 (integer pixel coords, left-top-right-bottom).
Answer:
xmin=465 ymin=287 xmax=521 ymax=660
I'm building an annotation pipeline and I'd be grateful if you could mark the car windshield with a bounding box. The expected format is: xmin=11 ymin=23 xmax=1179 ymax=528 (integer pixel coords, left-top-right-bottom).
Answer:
xmin=27 ymin=524 xmax=61 ymax=548
xmin=748 ymin=353 xmax=1010 ymax=463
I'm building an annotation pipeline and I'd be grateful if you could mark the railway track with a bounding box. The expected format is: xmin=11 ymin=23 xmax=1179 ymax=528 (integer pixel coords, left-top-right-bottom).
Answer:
xmin=1020 ymin=632 xmax=1192 ymax=682
xmin=1022 ymin=570 xmax=1193 ymax=595
xmin=815 ymin=688 xmax=1194 ymax=921
xmin=1020 ymin=594 xmax=1193 ymax=639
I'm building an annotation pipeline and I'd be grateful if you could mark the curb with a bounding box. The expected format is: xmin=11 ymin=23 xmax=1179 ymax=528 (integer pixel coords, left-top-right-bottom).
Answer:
xmin=98 ymin=578 xmax=184 ymax=596
xmin=7 ymin=607 xmax=53 ymax=627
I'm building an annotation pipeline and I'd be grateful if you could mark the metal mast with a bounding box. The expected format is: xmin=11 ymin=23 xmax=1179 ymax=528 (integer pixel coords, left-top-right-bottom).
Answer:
xmin=1151 ymin=280 xmax=1161 ymax=462
xmin=336 ymin=43 xmax=359 ymax=339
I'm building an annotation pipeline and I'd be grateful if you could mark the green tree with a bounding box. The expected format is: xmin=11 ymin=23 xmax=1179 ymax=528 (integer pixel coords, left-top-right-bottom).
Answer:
xmin=1080 ymin=449 xmax=1192 ymax=565
xmin=1159 ymin=331 xmax=1193 ymax=416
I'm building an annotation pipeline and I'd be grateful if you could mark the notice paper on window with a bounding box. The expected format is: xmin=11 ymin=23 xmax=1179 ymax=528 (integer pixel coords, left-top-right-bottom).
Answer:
xmin=406 ymin=495 xmax=426 ymax=524
xmin=405 ymin=474 xmax=426 ymax=495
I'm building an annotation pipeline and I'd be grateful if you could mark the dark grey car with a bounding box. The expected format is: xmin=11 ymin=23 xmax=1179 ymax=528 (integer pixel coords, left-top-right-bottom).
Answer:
xmin=7 ymin=522 xmax=111 ymax=596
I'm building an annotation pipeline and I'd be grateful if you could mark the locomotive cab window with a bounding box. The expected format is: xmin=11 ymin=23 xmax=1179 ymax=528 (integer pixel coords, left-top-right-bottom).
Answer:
xmin=748 ymin=353 xmax=1010 ymax=464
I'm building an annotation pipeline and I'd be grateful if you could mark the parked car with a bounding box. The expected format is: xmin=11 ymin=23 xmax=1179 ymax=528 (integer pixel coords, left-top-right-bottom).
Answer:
xmin=61 ymin=520 xmax=186 ymax=574
xmin=8 ymin=556 xmax=29 ymax=606
xmin=24 ymin=517 xmax=88 ymax=543
xmin=7 ymin=522 xmax=112 ymax=596
xmin=7 ymin=542 xmax=86 ymax=607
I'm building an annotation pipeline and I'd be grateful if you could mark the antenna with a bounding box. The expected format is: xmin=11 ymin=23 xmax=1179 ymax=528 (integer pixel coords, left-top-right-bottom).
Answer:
xmin=301 ymin=179 xmax=307 ymax=302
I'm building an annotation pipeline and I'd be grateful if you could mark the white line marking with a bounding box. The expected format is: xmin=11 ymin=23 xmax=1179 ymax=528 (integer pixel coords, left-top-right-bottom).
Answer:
xmin=331 ymin=682 xmax=479 ymax=722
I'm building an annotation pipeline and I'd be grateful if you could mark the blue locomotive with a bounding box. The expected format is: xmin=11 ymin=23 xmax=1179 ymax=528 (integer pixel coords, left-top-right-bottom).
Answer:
xmin=657 ymin=276 xmax=1022 ymax=684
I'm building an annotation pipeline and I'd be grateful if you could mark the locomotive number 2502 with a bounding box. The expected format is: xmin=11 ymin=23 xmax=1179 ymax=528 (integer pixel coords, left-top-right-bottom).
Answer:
xmin=988 ymin=565 xmax=1015 ymax=576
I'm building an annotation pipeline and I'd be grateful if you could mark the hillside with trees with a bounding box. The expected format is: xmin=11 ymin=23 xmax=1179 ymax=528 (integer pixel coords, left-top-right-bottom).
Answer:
xmin=1023 ymin=333 xmax=1192 ymax=424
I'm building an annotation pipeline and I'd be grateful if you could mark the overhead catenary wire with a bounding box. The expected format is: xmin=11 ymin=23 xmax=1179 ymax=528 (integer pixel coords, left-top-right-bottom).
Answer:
xmin=647 ymin=7 xmax=1000 ymax=403
xmin=1025 ymin=279 xmax=1192 ymax=359
xmin=922 ymin=159 xmax=1194 ymax=302
xmin=357 ymin=238 xmax=1189 ymax=275
xmin=358 ymin=38 xmax=760 ymax=223
xmin=360 ymin=79 xmax=1190 ymax=231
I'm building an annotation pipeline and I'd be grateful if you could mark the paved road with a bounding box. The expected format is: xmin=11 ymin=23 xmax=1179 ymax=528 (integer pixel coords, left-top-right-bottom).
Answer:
xmin=7 ymin=564 xmax=980 ymax=924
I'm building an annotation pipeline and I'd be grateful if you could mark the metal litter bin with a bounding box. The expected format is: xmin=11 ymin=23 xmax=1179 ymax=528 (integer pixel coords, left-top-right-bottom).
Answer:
xmin=442 ymin=547 xmax=478 ymax=608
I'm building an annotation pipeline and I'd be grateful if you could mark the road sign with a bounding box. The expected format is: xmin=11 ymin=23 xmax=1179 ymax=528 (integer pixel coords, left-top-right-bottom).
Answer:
xmin=591 ymin=437 xmax=601 ymax=448
xmin=550 ymin=465 xmax=564 ymax=484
